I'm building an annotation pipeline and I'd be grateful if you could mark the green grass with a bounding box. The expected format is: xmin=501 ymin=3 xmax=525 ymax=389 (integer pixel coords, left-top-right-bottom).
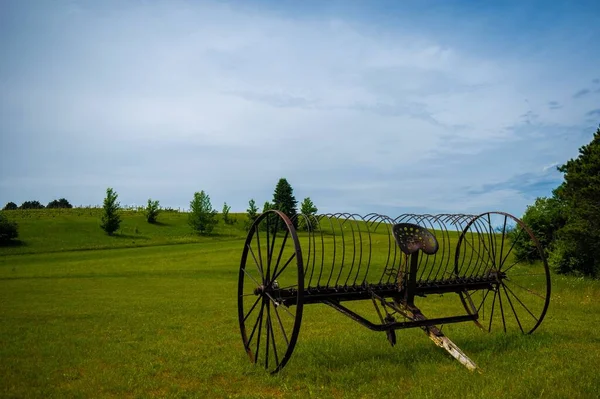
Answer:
xmin=1 ymin=209 xmax=247 ymax=255
xmin=1 ymin=210 xmax=599 ymax=398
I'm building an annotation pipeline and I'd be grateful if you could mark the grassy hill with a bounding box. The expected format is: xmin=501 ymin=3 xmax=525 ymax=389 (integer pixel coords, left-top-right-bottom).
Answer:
xmin=0 ymin=209 xmax=248 ymax=255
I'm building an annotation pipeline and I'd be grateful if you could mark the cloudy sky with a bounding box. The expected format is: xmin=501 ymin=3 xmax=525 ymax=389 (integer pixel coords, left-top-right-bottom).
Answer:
xmin=1 ymin=0 xmax=599 ymax=216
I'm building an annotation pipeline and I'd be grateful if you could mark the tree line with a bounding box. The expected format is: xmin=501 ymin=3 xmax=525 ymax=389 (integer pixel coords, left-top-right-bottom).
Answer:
xmin=0 ymin=178 xmax=317 ymax=243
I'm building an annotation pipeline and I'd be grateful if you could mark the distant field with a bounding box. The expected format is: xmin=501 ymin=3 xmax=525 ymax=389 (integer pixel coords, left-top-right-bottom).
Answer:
xmin=1 ymin=210 xmax=599 ymax=398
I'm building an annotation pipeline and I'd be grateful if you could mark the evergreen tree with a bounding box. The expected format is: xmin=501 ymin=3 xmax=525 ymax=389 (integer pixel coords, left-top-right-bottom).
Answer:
xmin=299 ymin=197 xmax=319 ymax=231
xmin=188 ymin=191 xmax=218 ymax=234
xmin=100 ymin=188 xmax=121 ymax=235
xmin=145 ymin=198 xmax=160 ymax=223
xmin=272 ymin=178 xmax=298 ymax=227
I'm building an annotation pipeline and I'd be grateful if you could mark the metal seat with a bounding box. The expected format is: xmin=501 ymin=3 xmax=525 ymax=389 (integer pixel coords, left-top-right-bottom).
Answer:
xmin=392 ymin=223 xmax=439 ymax=255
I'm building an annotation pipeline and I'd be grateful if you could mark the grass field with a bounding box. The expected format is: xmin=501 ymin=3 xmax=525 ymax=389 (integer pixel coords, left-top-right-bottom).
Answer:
xmin=1 ymin=210 xmax=599 ymax=398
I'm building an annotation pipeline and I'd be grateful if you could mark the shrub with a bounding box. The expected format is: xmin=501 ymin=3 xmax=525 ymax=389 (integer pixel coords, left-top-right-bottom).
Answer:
xmin=47 ymin=198 xmax=73 ymax=209
xmin=100 ymin=188 xmax=121 ymax=235
xmin=20 ymin=200 xmax=44 ymax=209
xmin=188 ymin=191 xmax=218 ymax=235
xmin=0 ymin=212 xmax=18 ymax=244
xmin=3 ymin=202 xmax=17 ymax=211
xmin=511 ymin=196 xmax=567 ymax=262
xmin=145 ymin=198 xmax=160 ymax=223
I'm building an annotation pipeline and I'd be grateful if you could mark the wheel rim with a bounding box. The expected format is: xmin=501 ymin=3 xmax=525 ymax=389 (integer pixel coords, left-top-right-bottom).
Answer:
xmin=238 ymin=210 xmax=304 ymax=374
xmin=455 ymin=212 xmax=551 ymax=334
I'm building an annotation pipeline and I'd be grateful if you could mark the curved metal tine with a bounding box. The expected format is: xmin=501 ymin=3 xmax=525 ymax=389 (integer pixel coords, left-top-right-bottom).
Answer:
xmin=458 ymin=215 xmax=490 ymax=279
xmin=469 ymin=216 xmax=496 ymax=278
xmin=346 ymin=213 xmax=370 ymax=287
xmin=362 ymin=213 xmax=391 ymax=285
xmin=340 ymin=213 xmax=364 ymax=287
xmin=364 ymin=213 xmax=392 ymax=285
xmin=314 ymin=214 xmax=326 ymax=288
xmin=335 ymin=213 xmax=356 ymax=287
xmin=409 ymin=214 xmax=430 ymax=282
xmin=293 ymin=214 xmax=316 ymax=288
xmin=357 ymin=214 xmax=376 ymax=286
xmin=316 ymin=214 xmax=336 ymax=288
xmin=426 ymin=214 xmax=449 ymax=282
xmin=434 ymin=214 xmax=458 ymax=281
xmin=372 ymin=213 xmax=398 ymax=285
xmin=324 ymin=213 xmax=346 ymax=288
xmin=415 ymin=214 xmax=440 ymax=283
xmin=448 ymin=214 xmax=477 ymax=279
xmin=461 ymin=214 xmax=481 ymax=279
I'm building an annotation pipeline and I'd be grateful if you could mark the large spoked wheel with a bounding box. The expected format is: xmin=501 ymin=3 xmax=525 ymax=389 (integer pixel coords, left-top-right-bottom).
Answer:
xmin=455 ymin=212 xmax=551 ymax=334
xmin=238 ymin=210 xmax=304 ymax=374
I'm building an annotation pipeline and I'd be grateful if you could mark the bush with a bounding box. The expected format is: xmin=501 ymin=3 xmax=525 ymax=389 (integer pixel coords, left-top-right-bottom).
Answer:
xmin=3 ymin=202 xmax=17 ymax=211
xmin=47 ymin=198 xmax=73 ymax=209
xmin=20 ymin=200 xmax=44 ymax=209
xmin=511 ymin=196 xmax=567 ymax=262
xmin=145 ymin=198 xmax=160 ymax=223
xmin=0 ymin=212 xmax=18 ymax=244
xmin=188 ymin=191 xmax=218 ymax=235
xmin=100 ymin=188 xmax=121 ymax=235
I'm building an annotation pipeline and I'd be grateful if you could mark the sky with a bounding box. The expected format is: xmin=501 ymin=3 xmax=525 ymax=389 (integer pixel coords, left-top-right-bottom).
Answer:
xmin=1 ymin=0 xmax=599 ymax=216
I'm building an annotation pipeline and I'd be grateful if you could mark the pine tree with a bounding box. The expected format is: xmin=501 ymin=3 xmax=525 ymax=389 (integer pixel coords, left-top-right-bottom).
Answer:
xmin=272 ymin=178 xmax=298 ymax=227
xmin=145 ymin=198 xmax=160 ymax=223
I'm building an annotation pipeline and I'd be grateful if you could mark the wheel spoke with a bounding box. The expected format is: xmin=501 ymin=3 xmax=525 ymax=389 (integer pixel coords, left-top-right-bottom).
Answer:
xmin=242 ymin=267 xmax=261 ymax=288
xmin=265 ymin=301 xmax=270 ymax=370
xmin=247 ymin=299 xmax=266 ymax=355
xmin=265 ymin=292 xmax=295 ymax=318
xmin=498 ymin=284 xmax=507 ymax=333
xmin=501 ymin=283 xmax=524 ymax=333
xmin=255 ymin=299 xmax=265 ymax=365
xmin=255 ymin=225 xmax=265 ymax=283
xmin=271 ymin=252 xmax=297 ymax=283
xmin=270 ymin=229 xmax=289 ymax=281
xmin=503 ymin=283 xmax=539 ymax=323
xmin=243 ymin=295 xmax=261 ymax=323
xmin=498 ymin=215 xmax=507 ymax=268
xmin=500 ymin=227 xmax=523 ymax=269
xmin=488 ymin=289 xmax=498 ymax=332
xmin=272 ymin=303 xmax=290 ymax=345
xmin=268 ymin=307 xmax=280 ymax=367
xmin=505 ymin=279 xmax=546 ymax=300
xmin=247 ymin=245 xmax=264 ymax=281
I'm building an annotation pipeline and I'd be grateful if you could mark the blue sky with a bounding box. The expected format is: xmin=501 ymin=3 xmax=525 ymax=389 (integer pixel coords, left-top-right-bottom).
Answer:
xmin=1 ymin=0 xmax=599 ymax=216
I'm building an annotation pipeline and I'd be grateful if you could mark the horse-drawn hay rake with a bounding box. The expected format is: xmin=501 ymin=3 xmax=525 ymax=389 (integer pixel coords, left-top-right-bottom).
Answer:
xmin=238 ymin=210 xmax=551 ymax=373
